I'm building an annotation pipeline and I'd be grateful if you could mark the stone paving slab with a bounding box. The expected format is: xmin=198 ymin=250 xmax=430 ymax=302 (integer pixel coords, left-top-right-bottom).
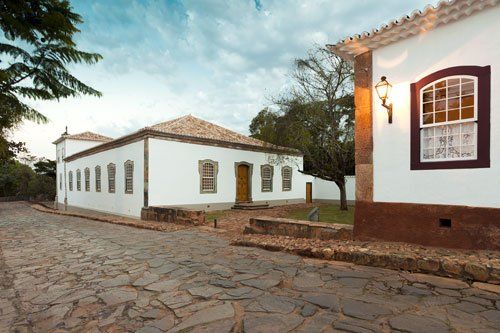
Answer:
xmin=34 ymin=201 xmax=500 ymax=286
xmin=232 ymin=234 xmax=500 ymax=284
xmin=1 ymin=202 xmax=499 ymax=332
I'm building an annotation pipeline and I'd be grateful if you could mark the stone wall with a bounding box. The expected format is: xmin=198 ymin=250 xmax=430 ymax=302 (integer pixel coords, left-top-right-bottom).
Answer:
xmin=141 ymin=206 xmax=206 ymax=226
xmin=245 ymin=217 xmax=353 ymax=241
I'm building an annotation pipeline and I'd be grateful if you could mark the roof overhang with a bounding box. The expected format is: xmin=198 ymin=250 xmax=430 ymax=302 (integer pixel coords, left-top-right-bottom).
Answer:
xmin=64 ymin=128 xmax=302 ymax=162
xmin=327 ymin=0 xmax=499 ymax=61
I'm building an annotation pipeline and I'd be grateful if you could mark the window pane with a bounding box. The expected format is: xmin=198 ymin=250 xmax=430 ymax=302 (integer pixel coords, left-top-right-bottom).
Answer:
xmin=461 ymin=82 xmax=474 ymax=95
xmin=448 ymin=109 xmax=460 ymax=121
xmin=435 ymin=112 xmax=446 ymax=123
xmin=423 ymin=114 xmax=434 ymax=125
xmin=447 ymin=84 xmax=460 ymax=98
xmin=448 ymin=98 xmax=459 ymax=109
xmin=461 ymin=145 xmax=475 ymax=158
xmin=461 ymin=107 xmax=474 ymax=119
xmin=435 ymin=80 xmax=446 ymax=89
xmin=448 ymin=78 xmax=460 ymax=86
xmin=422 ymin=127 xmax=434 ymax=138
xmin=461 ymin=122 xmax=475 ymax=134
xmin=435 ymin=88 xmax=446 ymax=100
xmin=435 ymin=100 xmax=446 ymax=111
xmin=422 ymin=149 xmax=434 ymax=160
xmin=422 ymin=137 xmax=434 ymax=149
xmin=423 ymin=91 xmax=433 ymax=103
xmin=461 ymin=95 xmax=474 ymax=108
xmin=423 ymin=102 xmax=433 ymax=113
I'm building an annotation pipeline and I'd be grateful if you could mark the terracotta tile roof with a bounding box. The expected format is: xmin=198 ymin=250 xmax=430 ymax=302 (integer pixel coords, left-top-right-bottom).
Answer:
xmin=146 ymin=115 xmax=295 ymax=152
xmin=328 ymin=0 xmax=500 ymax=60
xmin=66 ymin=131 xmax=113 ymax=142
xmin=53 ymin=131 xmax=113 ymax=144
xmin=64 ymin=115 xmax=301 ymax=162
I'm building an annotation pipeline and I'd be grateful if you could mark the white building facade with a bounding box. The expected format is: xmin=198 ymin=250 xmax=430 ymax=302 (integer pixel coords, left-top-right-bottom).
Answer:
xmin=55 ymin=115 xmax=354 ymax=218
xmin=329 ymin=0 xmax=499 ymax=250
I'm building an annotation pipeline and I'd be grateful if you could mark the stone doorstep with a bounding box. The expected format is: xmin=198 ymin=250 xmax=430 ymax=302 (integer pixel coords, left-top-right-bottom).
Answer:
xmin=231 ymin=236 xmax=500 ymax=285
xmin=245 ymin=216 xmax=353 ymax=241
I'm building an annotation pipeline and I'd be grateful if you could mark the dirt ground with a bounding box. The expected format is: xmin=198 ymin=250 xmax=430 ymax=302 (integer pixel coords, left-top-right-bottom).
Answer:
xmin=208 ymin=203 xmax=321 ymax=238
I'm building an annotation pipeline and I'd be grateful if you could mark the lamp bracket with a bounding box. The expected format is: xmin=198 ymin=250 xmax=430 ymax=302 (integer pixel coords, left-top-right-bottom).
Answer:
xmin=381 ymin=102 xmax=393 ymax=124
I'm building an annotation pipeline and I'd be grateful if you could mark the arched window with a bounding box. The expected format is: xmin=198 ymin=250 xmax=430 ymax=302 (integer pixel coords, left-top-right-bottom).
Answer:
xmin=107 ymin=163 xmax=116 ymax=193
xmin=84 ymin=167 xmax=90 ymax=191
xmin=411 ymin=66 xmax=490 ymax=170
xmin=76 ymin=169 xmax=81 ymax=191
xmin=124 ymin=160 xmax=134 ymax=194
xmin=261 ymin=164 xmax=273 ymax=192
xmin=68 ymin=171 xmax=73 ymax=191
xmin=95 ymin=166 xmax=101 ymax=192
xmin=282 ymin=166 xmax=292 ymax=191
xmin=198 ymin=159 xmax=218 ymax=193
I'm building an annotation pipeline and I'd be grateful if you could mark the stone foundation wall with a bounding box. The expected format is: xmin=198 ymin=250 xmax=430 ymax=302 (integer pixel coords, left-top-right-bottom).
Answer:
xmin=141 ymin=206 xmax=206 ymax=226
xmin=245 ymin=217 xmax=353 ymax=241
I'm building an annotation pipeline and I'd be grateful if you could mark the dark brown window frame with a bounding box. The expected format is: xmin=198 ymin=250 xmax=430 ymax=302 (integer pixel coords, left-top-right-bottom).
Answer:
xmin=410 ymin=65 xmax=490 ymax=170
xmin=124 ymin=160 xmax=134 ymax=194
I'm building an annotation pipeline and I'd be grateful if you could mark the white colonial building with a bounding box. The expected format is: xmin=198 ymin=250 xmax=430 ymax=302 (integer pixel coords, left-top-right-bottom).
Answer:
xmin=54 ymin=115 xmax=354 ymax=218
xmin=328 ymin=0 xmax=499 ymax=250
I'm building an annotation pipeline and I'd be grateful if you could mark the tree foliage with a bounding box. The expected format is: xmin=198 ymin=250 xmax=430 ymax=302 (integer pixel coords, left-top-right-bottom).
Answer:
xmin=0 ymin=159 xmax=55 ymax=199
xmin=34 ymin=157 xmax=55 ymax=178
xmin=0 ymin=0 xmax=102 ymax=156
xmin=250 ymin=47 xmax=354 ymax=210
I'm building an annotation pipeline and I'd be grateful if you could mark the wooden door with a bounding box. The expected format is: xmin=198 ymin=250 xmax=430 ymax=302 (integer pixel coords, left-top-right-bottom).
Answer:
xmin=237 ymin=164 xmax=249 ymax=202
xmin=306 ymin=182 xmax=312 ymax=203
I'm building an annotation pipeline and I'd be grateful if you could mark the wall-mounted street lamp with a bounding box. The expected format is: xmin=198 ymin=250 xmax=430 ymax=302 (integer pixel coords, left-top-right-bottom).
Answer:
xmin=375 ymin=76 xmax=393 ymax=124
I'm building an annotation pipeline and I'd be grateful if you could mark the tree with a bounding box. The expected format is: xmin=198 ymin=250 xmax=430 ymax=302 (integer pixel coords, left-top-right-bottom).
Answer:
xmin=250 ymin=47 xmax=354 ymax=210
xmin=34 ymin=158 xmax=55 ymax=178
xmin=0 ymin=159 xmax=55 ymax=199
xmin=0 ymin=0 xmax=102 ymax=156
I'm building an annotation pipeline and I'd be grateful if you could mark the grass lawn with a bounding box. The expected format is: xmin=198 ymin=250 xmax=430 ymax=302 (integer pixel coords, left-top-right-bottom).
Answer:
xmin=286 ymin=204 xmax=355 ymax=225
xmin=205 ymin=210 xmax=226 ymax=222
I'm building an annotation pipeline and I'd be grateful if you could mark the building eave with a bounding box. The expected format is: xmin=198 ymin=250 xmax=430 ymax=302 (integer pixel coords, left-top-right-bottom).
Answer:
xmin=327 ymin=0 xmax=499 ymax=61
xmin=64 ymin=129 xmax=302 ymax=162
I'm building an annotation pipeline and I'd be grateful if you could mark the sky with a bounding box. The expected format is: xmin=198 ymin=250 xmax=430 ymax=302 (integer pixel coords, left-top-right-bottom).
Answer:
xmin=11 ymin=0 xmax=438 ymax=159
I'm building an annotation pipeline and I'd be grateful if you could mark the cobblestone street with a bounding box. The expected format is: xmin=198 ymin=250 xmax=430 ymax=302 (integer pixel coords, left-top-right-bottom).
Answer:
xmin=0 ymin=202 xmax=499 ymax=332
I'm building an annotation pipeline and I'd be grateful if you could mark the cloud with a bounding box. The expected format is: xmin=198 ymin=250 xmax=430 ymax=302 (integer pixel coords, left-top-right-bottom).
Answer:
xmin=12 ymin=0 xmax=437 ymax=158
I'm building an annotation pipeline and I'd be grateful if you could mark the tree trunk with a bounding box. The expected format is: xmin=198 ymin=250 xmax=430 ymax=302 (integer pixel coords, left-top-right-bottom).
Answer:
xmin=335 ymin=178 xmax=348 ymax=211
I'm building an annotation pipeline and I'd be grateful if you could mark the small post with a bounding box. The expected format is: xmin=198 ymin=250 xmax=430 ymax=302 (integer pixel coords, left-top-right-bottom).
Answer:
xmin=214 ymin=218 xmax=217 ymax=228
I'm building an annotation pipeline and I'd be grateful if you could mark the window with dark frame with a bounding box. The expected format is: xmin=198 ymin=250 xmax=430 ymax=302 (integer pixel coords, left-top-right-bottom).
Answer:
xmin=68 ymin=171 xmax=73 ymax=191
xmin=198 ymin=160 xmax=218 ymax=193
xmin=95 ymin=165 xmax=101 ymax=192
xmin=261 ymin=164 xmax=273 ymax=192
xmin=107 ymin=163 xmax=116 ymax=193
xmin=76 ymin=169 xmax=81 ymax=191
xmin=282 ymin=166 xmax=292 ymax=191
xmin=410 ymin=66 xmax=490 ymax=170
xmin=124 ymin=160 xmax=134 ymax=194
xmin=84 ymin=167 xmax=90 ymax=191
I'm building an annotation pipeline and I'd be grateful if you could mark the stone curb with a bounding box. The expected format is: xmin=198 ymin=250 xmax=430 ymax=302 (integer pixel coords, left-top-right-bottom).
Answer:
xmin=30 ymin=204 xmax=189 ymax=233
xmin=231 ymin=236 xmax=500 ymax=284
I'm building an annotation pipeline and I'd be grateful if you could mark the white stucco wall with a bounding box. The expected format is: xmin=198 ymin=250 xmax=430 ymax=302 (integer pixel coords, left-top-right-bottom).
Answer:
xmin=60 ymin=140 xmax=144 ymax=217
xmin=56 ymin=139 xmax=107 ymax=202
xmin=372 ymin=6 xmax=500 ymax=208
xmin=313 ymin=176 xmax=355 ymax=202
xmin=149 ymin=139 xmax=309 ymax=209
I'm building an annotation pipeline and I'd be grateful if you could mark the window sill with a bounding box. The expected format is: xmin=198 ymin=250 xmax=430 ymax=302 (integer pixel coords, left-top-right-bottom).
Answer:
xmin=411 ymin=159 xmax=490 ymax=170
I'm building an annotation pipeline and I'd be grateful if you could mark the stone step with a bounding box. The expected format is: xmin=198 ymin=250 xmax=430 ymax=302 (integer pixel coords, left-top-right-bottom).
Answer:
xmin=231 ymin=203 xmax=270 ymax=210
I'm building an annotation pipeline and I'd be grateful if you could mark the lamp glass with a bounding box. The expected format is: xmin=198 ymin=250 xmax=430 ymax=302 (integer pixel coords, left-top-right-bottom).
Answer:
xmin=375 ymin=77 xmax=392 ymax=103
